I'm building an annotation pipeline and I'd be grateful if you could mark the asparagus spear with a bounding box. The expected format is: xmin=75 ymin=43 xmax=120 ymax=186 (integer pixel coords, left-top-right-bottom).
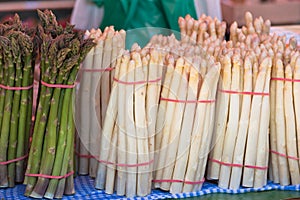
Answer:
xmin=219 ymin=53 xmax=241 ymax=189
xmin=0 ymin=36 xmax=15 ymax=187
xmin=284 ymin=64 xmax=300 ymax=185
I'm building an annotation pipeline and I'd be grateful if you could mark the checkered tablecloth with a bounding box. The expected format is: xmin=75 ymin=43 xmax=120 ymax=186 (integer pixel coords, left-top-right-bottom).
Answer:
xmin=1 ymin=175 xmax=300 ymax=200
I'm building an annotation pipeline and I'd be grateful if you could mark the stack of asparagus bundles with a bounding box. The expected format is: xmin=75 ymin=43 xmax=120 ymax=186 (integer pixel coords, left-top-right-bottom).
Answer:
xmin=0 ymin=14 xmax=37 ymax=188
xmin=24 ymin=10 xmax=95 ymax=199
xmin=269 ymin=38 xmax=300 ymax=186
xmin=153 ymin=45 xmax=221 ymax=193
xmin=77 ymin=26 xmax=126 ymax=178
xmin=95 ymin=44 xmax=165 ymax=197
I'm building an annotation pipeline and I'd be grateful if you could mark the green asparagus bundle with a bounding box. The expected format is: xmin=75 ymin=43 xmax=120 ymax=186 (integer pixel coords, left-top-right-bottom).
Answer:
xmin=24 ymin=10 xmax=94 ymax=199
xmin=0 ymin=14 xmax=37 ymax=188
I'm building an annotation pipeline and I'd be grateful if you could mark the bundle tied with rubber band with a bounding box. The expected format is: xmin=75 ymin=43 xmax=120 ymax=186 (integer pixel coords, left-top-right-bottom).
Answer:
xmin=269 ymin=37 xmax=300 ymax=186
xmin=76 ymin=26 xmax=126 ymax=178
xmin=148 ymin=33 xmax=221 ymax=194
xmin=24 ymin=10 xmax=95 ymax=199
xmin=0 ymin=14 xmax=37 ymax=188
xmin=94 ymin=43 xmax=164 ymax=197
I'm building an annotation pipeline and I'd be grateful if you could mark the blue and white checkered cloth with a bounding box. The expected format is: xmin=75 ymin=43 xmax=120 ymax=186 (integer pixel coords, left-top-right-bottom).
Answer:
xmin=1 ymin=176 xmax=300 ymax=200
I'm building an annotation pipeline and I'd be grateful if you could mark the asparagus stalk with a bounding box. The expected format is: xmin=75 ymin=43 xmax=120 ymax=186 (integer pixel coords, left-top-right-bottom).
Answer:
xmin=160 ymin=60 xmax=188 ymax=191
xmin=95 ymin=53 xmax=122 ymax=190
xmin=254 ymin=57 xmax=271 ymax=188
xmin=125 ymin=57 xmax=137 ymax=197
xmin=154 ymin=58 xmax=184 ymax=188
xmin=78 ymin=46 xmax=94 ymax=175
xmin=7 ymin=36 xmax=21 ymax=187
xmin=218 ymin=54 xmax=241 ymax=189
xmin=242 ymin=57 xmax=269 ymax=187
xmin=207 ymin=55 xmax=231 ymax=180
xmin=170 ymin=63 xmax=199 ymax=194
xmin=230 ymin=55 xmax=252 ymax=189
xmin=0 ymin=37 xmax=15 ymax=187
xmin=284 ymin=64 xmax=300 ymax=185
xmin=134 ymin=53 xmax=150 ymax=196
xmin=16 ymin=38 xmax=34 ymax=183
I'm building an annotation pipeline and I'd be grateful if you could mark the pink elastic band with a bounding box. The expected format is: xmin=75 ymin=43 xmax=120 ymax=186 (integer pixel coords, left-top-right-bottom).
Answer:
xmin=113 ymin=77 xmax=162 ymax=85
xmin=219 ymin=89 xmax=269 ymax=96
xmin=99 ymin=159 xmax=154 ymax=167
xmin=25 ymin=171 xmax=74 ymax=179
xmin=0 ymin=84 xmax=33 ymax=90
xmin=152 ymin=178 xmax=205 ymax=185
xmin=41 ymin=80 xmax=76 ymax=89
xmin=270 ymin=150 xmax=300 ymax=161
xmin=271 ymin=77 xmax=300 ymax=82
xmin=160 ymin=97 xmax=215 ymax=104
xmin=81 ymin=67 xmax=115 ymax=72
xmin=75 ymin=151 xmax=97 ymax=159
xmin=0 ymin=154 xmax=28 ymax=165
xmin=210 ymin=158 xmax=268 ymax=170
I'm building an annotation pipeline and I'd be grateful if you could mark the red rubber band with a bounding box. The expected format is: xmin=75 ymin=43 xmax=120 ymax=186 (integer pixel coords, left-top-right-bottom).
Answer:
xmin=210 ymin=158 xmax=268 ymax=170
xmin=113 ymin=77 xmax=162 ymax=85
xmin=98 ymin=159 xmax=154 ymax=167
xmin=152 ymin=178 xmax=205 ymax=185
xmin=271 ymin=77 xmax=300 ymax=82
xmin=41 ymin=80 xmax=76 ymax=89
xmin=81 ymin=67 xmax=115 ymax=72
xmin=0 ymin=84 xmax=33 ymax=90
xmin=270 ymin=150 xmax=300 ymax=161
xmin=25 ymin=171 xmax=74 ymax=179
xmin=0 ymin=154 xmax=28 ymax=165
xmin=75 ymin=151 xmax=97 ymax=159
xmin=160 ymin=97 xmax=215 ymax=103
xmin=219 ymin=89 xmax=269 ymax=96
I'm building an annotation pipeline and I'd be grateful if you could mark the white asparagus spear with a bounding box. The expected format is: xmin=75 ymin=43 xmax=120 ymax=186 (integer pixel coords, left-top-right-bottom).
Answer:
xmin=116 ymin=54 xmax=129 ymax=196
xmin=170 ymin=64 xmax=199 ymax=194
xmin=101 ymin=28 xmax=114 ymax=128
xmin=135 ymin=53 xmax=150 ymax=196
xmin=195 ymin=62 xmax=221 ymax=192
xmin=229 ymin=55 xmax=253 ymax=189
xmin=160 ymin=60 xmax=188 ymax=191
xmin=293 ymin=56 xmax=300 ymax=173
xmin=284 ymin=64 xmax=300 ymax=185
xmin=269 ymin=60 xmax=279 ymax=183
xmin=207 ymin=55 xmax=231 ymax=180
xmin=242 ymin=57 xmax=269 ymax=187
xmin=275 ymin=58 xmax=290 ymax=186
xmin=218 ymin=54 xmax=241 ymax=189
xmin=154 ymin=58 xmax=184 ymax=188
xmin=147 ymin=51 xmax=162 ymax=193
xmin=182 ymin=61 xmax=219 ymax=192
xmin=105 ymin=123 xmax=118 ymax=194
xmin=154 ymin=57 xmax=175 ymax=183
xmin=89 ymin=38 xmax=104 ymax=178
xmin=254 ymin=57 xmax=271 ymax=188
xmin=125 ymin=57 xmax=137 ymax=197
xmin=78 ymin=46 xmax=94 ymax=175
xmin=95 ymin=52 xmax=122 ymax=189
